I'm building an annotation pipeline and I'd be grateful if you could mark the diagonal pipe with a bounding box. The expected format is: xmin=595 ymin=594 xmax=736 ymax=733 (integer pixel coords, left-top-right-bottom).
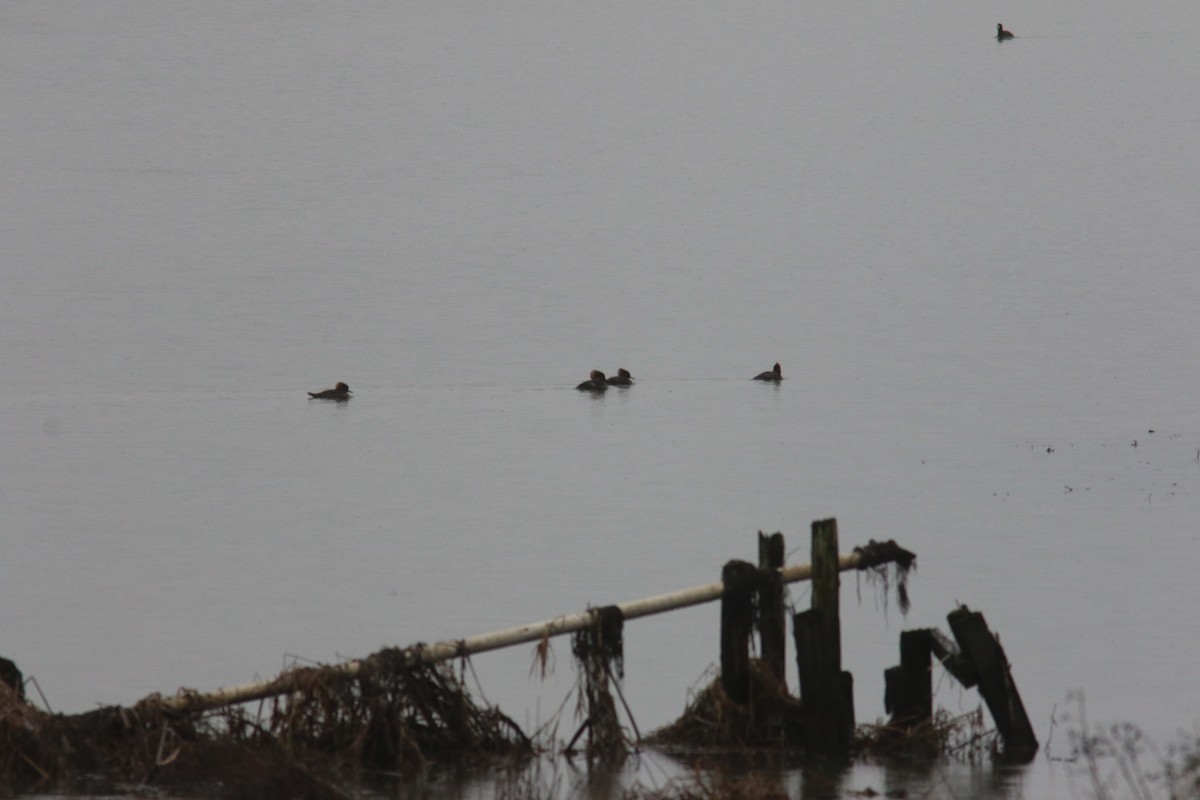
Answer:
xmin=160 ymin=539 xmax=913 ymax=714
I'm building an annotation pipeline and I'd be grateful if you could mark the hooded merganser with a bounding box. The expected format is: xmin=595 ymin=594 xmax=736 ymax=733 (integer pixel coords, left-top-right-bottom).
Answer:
xmin=576 ymin=370 xmax=609 ymax=392
xmin=308 ymin=382 xmax=352 ymax=400
xmin=996 ymin=23 xmax=1014 ymax=40
xmin=606 ymin=368 xmax=634 ymax=386
xmin=753 ymin=363 xmax=783 ymax=382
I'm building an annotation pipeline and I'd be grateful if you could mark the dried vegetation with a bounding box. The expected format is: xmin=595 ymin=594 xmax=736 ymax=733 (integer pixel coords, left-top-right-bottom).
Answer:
xmin=0 ymin=647 xmax=530 ymax=798
xmin=647 ymin=665 xmax=802 ymax=751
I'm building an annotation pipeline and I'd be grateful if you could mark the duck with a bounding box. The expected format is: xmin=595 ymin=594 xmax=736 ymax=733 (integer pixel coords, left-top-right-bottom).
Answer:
xmin=308 ymin=382 xmax=352 ymax=400
xmin=606 ymin=368 xmax=634 ymax=386
xmin=996 ymin=23 xmax=1014 ymax=40
xmin=576 ymin=370 xmax=609 ymax=392
xmin=753 ymin=363 xmax=783 ymax=382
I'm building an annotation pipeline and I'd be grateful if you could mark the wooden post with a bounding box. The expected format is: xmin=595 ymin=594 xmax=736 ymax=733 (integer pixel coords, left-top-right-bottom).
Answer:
xmin=947 ymin=606 xmax=1038 ymax=762
xmin=720 ymin=560 xmax=759 ymax=705
xmin=794 ymin=518 xmax=853 ymax=754
xmin=810 ymin=519 xmax=839 ymax=624
xmin=884 ymin=629 xmax=932 ymax=729
xmin=0 ymin=657 xmax=23 ymax=701
xmin=757 ymin=531 xmax=786 ymax=688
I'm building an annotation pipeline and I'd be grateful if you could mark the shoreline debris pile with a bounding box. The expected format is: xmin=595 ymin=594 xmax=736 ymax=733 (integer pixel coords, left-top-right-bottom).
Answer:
xmin=0 ymin=647 xmax=530 ymax=798
xmin=647 ymin=662 xmax=803 ymax=750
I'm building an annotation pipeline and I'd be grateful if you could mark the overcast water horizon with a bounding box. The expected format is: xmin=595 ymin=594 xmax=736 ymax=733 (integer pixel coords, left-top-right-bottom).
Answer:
xmin=4 ymin=2 xmax=1200 ymax=797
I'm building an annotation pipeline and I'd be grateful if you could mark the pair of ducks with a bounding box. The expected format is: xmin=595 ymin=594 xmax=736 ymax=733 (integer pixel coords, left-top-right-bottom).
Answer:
xmin=576 ymin=368 xmax=634 ymax=392
xmin=576 ymin=363 xmax=783 ymax=392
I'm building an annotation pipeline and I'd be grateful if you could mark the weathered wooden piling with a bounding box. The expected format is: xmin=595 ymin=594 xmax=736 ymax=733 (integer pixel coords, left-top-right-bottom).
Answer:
xmin=719 ymin=560 xmax=760 ymax=705
xmin=0 ymin=657 xmax=23 ymax=701
xmin=883 ymin=629 xmax=933 ymax=728
xmin=947 ymin=606 xmax=1038 ymax=762
xmin=757 ymin=531 xmax=787 ymax=688
xmin=882 ymin=610 xmax=1036 ymax=760
xmin=793 ymin=519 xmax=854 ymax=755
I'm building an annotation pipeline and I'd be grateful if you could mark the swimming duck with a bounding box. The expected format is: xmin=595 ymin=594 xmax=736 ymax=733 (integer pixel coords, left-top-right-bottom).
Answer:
xmin=753 ymin=363 xmax=783 ymax=382
xmin=606 ymin=368 xmax=634 ymax=386
xmin=996 ymin=23 xmax=1014 ymax=40
xmin=576 ymin=370 xmax=609 ymax=392
xmin=308 ymin=382 xmax=352 ymax=400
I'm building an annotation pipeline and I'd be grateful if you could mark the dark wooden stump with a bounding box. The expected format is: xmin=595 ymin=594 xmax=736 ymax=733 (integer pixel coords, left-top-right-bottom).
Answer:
xmin=884 ymin=629 xmax=932 ymax=728
xmin=0 ymin=656 xmax=23 ymax=700
xmin=947 ymin=606 xmax=1038 ymax=762
xmin=720 ymin=560 xmax=760 ymax=705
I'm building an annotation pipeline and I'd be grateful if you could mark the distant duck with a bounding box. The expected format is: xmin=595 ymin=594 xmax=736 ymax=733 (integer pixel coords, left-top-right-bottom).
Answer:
xmin=606 ymin=368 xmax=634 ymax=386
xmin=753 ymin=363 xmax=783 ymax=382
xmin=308 ymin=381 xmax=352 ymax=400
xmin=996 ymin=23 xmax=1014 ymax=40
xmin=576 ymin=370 xmax=609 ymax=392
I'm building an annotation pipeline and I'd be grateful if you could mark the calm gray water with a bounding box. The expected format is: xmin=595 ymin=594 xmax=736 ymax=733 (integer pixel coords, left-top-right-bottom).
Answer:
xmin=4 ymin=2 xmax=1200 ymax=797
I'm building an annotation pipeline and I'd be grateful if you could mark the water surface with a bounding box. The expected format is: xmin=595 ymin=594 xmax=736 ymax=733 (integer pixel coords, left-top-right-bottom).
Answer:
xmin=3 ymin=2 xmax=1199 ymax=797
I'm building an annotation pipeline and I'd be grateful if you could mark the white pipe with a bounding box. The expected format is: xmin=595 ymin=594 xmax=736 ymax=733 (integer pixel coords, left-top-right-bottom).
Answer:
xmin=161 ymin=549 xmax=884 ymax=713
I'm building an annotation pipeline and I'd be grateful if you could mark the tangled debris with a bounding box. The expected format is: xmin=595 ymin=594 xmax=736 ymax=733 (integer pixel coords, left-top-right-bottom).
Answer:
xmin=268 ymin=647 xmax=529 ymax=770
xmin=648 ymin=670 xmax=995 ymax=764
xmin=0 ymin=647 xmax=531 ymax=798
xmin=856 ymin=708 xmax=997 ymax=762
xmin=646 ymin=663 xmax=803 ymax=751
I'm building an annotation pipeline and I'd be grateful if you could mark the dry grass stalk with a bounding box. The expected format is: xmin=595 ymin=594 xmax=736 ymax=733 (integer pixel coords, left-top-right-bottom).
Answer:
xmin=854 ymin=707 xmax=995 ymax=762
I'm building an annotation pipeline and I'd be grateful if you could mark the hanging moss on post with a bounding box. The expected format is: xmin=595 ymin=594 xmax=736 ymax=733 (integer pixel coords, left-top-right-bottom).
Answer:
xmin=568 ymin=605 xmax=628 ymax=764
xmin=852 ymin=539 xmax=916 ymax=615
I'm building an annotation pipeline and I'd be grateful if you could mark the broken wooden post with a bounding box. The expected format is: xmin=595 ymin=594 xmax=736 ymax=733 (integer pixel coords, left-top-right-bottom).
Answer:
xmin=720 ymin=560 xmax=760 ymax=704
xmin=884 ymin=629 xmax=933 ymax=729
xmin=794 ymin=518 xmax=854 ymax=755
xmin=0 ymin=657 xmax=23 ymax=701
xmin=947 ymin=606 xmax=1038 ymax=762
xmin=757 ymin=531 xmax=787 ymax=688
